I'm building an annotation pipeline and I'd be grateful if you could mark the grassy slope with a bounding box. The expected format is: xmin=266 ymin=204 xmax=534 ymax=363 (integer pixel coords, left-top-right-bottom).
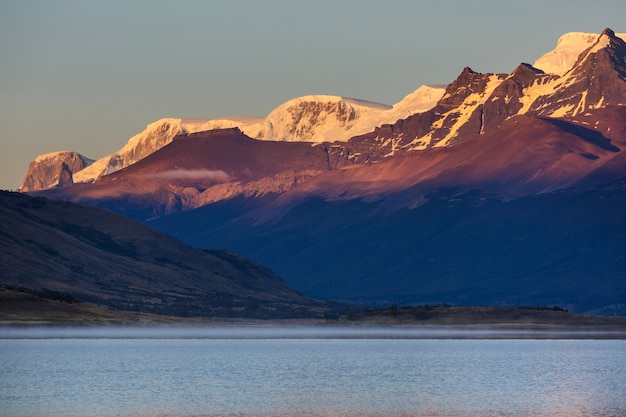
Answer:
xmin=0 ymin=191 xmax=336 ymax=319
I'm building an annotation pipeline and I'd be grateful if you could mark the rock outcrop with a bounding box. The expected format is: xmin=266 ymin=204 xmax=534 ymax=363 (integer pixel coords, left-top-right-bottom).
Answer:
xmin=19 ymin=151 xmax=93 ymax=192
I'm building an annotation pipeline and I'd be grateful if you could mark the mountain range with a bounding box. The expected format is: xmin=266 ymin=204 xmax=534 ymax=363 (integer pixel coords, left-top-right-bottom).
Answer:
xmin=15 ymin=28 xmax=626 ymax=315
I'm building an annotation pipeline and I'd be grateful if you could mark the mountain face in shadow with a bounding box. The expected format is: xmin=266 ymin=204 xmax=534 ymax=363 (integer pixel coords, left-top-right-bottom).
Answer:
xmin=150 ymin=186 xmax=626 ymax=315
xmin=0 ymin=191 xmax=339 ymax=319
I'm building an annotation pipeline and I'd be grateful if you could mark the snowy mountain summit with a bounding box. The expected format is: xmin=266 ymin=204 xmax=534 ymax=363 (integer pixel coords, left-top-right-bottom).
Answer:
xmin=20 ymin=151 xmax=93 ymax=192
xmin=21 ymin=87 xmax=444 ymax=189
xmin=247 ymin=87 xmax=445 ymax=143
xmin=359 ymin=28 xmax=626 ymax=152
xmin=250 ymin=95 xmax=392 ymax=143
xmin=20 ymin=29 xmax=626 ymax=192
xmin=534 ymin=30 xmax=626 ymax=75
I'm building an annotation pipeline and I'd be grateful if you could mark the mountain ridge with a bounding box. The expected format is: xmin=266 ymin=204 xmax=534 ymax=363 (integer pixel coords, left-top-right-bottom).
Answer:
xmin=20 ymin=87 xmax=444 ymax=190
xmin=24 ymin=28 xmax=626 ymax=221
xmin=24 ymin=30 xmax=625 ymax=192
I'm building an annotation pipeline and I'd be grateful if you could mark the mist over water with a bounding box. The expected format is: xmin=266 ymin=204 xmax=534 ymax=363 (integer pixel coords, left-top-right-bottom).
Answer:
xmin=1 ymin=325 xmax=625 ymax=340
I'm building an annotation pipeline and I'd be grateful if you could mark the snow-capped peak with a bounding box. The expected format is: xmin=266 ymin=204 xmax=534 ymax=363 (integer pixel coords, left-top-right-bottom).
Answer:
xmin=391 ymin=85 xmax=447 ymax=117
xmin=70 ymin=117 xmax=266 ymax=183
xmin=34 ymin=150 xmax=93 ymax=165
xmin=533 ymin=31 xmax=626 ymax=75
xmin=20 ymin=150 xmax=94 ymax=191
xmin=72 ymin=118 xmax=185 ymax=183
xmin=246 ymin=95 xmax=391 ymax=143
xmin=241 ymin=90 xmax=445 ymax=143
xmin=63 ymin=89 xmax=442 ymax=185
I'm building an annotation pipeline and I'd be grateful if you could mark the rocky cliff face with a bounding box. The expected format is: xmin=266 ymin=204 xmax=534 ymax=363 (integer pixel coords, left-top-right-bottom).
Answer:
xmin=338 ymin=68 xmax=505 ymax=160
xmin=19 ymin=151 xmax=93 ymax=192
xmin=480 ymin=63 xmax=554 ymax=133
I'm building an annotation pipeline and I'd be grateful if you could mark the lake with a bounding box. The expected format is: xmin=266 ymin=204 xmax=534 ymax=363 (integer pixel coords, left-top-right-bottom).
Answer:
xmin=1 ymin=327 xmax=625 ymax=417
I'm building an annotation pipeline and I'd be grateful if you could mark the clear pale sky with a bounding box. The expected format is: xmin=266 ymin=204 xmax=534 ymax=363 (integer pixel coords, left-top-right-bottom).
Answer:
xmin=1 ymin=0 xmax=624 ymax=190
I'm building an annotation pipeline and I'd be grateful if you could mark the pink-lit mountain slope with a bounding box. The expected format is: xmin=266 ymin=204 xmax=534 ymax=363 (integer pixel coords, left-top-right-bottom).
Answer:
xmin=20 ymin=30 xmax=626 ymax=194
xmin=344 ymin=29 xmax=626 ymax=154
xmin=36 ymin=127 xmax=353 ymax=219
xmin=270 ymin=109 xmax=624 ymax=207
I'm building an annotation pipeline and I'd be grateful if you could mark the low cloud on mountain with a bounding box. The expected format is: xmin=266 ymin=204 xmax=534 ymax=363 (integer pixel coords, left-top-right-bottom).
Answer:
xmin=146 ymin=169 xmax=230 ymax=182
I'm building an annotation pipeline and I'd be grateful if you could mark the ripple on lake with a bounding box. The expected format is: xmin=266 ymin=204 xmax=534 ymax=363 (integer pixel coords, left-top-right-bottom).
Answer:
xmin=0 ymin=334 xmax=624 ymax=417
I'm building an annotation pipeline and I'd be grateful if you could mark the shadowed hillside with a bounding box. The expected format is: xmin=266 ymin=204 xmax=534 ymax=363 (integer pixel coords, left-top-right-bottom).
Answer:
xmin=0 ymin=191 xmax=341 ymax=319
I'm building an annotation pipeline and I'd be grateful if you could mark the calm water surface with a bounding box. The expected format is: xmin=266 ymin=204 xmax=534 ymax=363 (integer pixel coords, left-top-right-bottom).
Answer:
xmin=1 ymin=331 xmax=625 ymax=417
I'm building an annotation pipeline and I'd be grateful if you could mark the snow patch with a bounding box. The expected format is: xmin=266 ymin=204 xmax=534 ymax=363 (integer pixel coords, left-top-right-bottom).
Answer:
xmin=434 ymin=74 xmax=503 ymax=148
xmin=518 ymin=77 xmax=560 ymax=114
xmin=549 ymin=103 xmax=576 ymax=118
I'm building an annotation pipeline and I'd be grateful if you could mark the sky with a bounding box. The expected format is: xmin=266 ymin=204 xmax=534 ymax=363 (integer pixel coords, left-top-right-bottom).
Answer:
xmin=1 ymin=0 xmax=625 ymax=190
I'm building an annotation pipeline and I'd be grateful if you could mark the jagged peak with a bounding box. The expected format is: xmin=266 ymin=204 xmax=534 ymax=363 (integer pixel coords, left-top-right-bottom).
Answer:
xmin=591 ymin=29 xmax=614 ymax=50
xmin=565 ymin=27 xmax=626 ymax=75
xmin=512 ymin=63 xmax=545 ymax=76
xmin=501 ymin=63 xmax=552 ymax=90
xmin=441 ymin=66 xmax=504 ymax=98
xmin=462 ymin=66 xmax=476 ymax=74
xmin=451 ymin=66 xmax=504 ymax=83
xmin=601 ymin=27 xmax=615 ymax=38
xmin=583 ymin=28 xmax=625 ymax=55
xmin=600 ymin=27 xmax=626 ymax=48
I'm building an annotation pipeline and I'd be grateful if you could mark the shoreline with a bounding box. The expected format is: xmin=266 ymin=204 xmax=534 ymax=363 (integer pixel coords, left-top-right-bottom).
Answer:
xmin=3 ymin=289 xmax=626 ymax=338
